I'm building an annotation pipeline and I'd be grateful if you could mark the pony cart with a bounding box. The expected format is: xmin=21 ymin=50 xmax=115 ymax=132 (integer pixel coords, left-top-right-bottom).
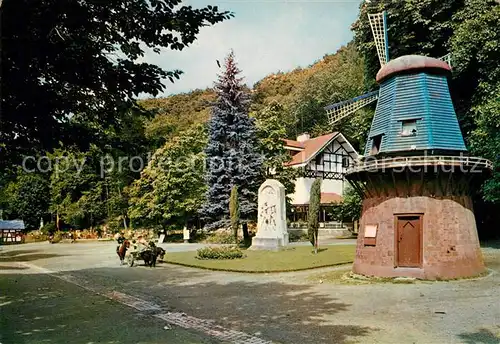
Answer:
xmin=126 ymin=243 xmax=166 ymax=268
xmin=117 ymin=239 xmax=166 ymax=267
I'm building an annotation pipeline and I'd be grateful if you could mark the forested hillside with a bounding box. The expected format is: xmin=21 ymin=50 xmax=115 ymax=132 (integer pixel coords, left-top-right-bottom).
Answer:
xmin=138 ymin=42 xmax=371 ymax=152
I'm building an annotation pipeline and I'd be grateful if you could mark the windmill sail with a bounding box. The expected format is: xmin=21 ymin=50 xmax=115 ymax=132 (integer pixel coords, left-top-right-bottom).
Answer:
xmin=325 ymin=90 xmax=379 ymax=125
xmin=368 ymin=11 xmax=390 ymax=67
xmin=438 ymin=53 xmax=452 ymax=68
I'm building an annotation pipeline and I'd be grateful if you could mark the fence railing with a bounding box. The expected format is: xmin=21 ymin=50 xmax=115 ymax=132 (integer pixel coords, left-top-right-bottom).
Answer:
xmin=348 ymin=155 xmax=493 ymax=173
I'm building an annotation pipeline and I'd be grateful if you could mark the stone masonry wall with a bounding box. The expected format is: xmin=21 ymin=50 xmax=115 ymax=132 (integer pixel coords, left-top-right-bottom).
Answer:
xmin=353 ymin=195 xmax=485 ymax=279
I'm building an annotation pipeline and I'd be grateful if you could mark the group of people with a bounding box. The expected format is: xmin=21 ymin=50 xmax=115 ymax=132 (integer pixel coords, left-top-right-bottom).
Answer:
xmin=115 ymin=231 xmax=154 ymax=255
xmin=115 ymin=231 xmax=165 ymax=267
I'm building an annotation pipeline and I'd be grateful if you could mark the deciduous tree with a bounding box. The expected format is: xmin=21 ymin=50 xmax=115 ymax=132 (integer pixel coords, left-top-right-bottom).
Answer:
xmin=128 ymin=124 xmax=207 ymax=229
xmin=254 ymin=102 xmax=298 ymax=201
xmin=1 ymin=0 xmax=232 ymax=167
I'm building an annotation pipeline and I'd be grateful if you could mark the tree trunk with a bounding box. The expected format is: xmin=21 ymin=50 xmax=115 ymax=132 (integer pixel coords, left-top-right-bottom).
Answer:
xmin=122 ymin=215 xmax=128 ymax=230
xmin=242 ymin=223 xmax=250 ymax=246
xmin=242 ymin=223 xmax=249 ymax=239
xmin=314 ymin=231 xmax=318 ymax=254
xmin=233 ymin=224 xmax=238 ymax=244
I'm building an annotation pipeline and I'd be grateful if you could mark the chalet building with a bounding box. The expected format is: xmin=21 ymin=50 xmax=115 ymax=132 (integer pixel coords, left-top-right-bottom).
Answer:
xmin=283 ymin=132 xmax=359 ymax=236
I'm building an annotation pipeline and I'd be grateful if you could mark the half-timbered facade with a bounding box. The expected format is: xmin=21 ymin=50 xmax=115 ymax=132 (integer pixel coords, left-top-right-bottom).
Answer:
xmin=283 ymin=132 xmax=359 ymax=230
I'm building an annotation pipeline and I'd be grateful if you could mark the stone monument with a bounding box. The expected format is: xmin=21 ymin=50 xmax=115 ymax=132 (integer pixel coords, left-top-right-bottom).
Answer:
xmin=250 ymin=179 xmax=289 ymax=250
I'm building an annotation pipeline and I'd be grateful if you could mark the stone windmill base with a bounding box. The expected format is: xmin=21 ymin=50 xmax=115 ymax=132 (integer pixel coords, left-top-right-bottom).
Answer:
xmin=348 ymin=157 xmax=491 ymax=280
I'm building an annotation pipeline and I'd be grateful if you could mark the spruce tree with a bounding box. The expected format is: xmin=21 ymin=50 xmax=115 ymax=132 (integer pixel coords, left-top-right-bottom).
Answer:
xmin=201 ymin=51 xmax=263 ymax=229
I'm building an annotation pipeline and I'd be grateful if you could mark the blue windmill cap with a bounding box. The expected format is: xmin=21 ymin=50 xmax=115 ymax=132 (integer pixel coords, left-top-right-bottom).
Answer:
xmin=377 ymin=55 xmax=451 ymax=83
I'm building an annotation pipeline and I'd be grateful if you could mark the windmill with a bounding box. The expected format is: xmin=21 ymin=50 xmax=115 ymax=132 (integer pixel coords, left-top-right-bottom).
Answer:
xmin=324 ymin=11 xmax=452 ymax=126
xmin=329 ymin=11 xmax=492 ymax=280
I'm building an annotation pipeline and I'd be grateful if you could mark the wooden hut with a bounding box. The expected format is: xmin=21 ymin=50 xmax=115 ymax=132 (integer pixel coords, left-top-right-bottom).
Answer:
xmin=0 ymin=220 xmax=26 ymax=244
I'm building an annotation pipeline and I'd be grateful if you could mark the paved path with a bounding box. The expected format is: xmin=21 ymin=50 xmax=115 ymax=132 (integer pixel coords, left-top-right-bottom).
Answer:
xmin=1 ymin=241 xmax=499 ymax=344
xmin=0 ymin=273 xmax=222 ymax=344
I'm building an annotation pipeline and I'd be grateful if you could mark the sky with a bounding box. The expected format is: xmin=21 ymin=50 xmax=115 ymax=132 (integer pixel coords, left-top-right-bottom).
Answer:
xmin=140 ymin=0 xmax=363 ymax=97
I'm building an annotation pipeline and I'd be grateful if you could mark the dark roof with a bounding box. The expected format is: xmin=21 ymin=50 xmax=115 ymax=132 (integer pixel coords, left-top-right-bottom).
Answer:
xmin=376 ymin=55 xmax=451 ymax=83
xmin=283 ymin=139 xmax=305 ymax=149
xmin=0 ymin=220 xmax=25 ymax=230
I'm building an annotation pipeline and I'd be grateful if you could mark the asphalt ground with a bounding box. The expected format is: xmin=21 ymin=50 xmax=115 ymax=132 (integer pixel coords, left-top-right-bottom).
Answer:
xmin=0 ymin=271 xmax=227 ymax=344
xmin=1 ymin=241 xmax=499 ymax=344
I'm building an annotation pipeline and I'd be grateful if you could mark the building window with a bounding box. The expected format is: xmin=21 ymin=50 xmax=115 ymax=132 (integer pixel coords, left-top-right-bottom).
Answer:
xmin=401 ymin=120 xmax=417 ymax=136
xmin=342 ymin=156 xmax=350 ymax=168
xmin=371 ymin=135 xmax=383 ymax=155
xmin=315 ymin=155 xmax=322 ymax=165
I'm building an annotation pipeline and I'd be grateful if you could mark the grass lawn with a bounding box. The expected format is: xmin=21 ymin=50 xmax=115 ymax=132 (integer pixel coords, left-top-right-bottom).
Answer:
xmin=164 ymin=245 xmax=355 ymax=273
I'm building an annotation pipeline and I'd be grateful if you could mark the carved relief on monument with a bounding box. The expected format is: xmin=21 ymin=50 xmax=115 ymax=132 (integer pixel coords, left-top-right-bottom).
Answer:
xmin=250 ymin=179 xmax=289 ymax=250
xmin=259 ymin=186 xmax=277 ymax=232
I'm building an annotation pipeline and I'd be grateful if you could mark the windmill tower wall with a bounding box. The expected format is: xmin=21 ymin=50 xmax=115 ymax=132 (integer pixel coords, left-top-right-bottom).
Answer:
xmin=348 ymin=55 xmax=492 ymax=280
xmin=364 ymin=71 xmax=467 ymax=156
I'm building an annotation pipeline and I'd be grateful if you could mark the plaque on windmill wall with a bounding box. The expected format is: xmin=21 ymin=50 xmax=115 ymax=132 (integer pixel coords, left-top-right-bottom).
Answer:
xmin=364 ymin=224 xmax=378 ymax=246
xmin=364 ymin=224 xmax=378 ymax=238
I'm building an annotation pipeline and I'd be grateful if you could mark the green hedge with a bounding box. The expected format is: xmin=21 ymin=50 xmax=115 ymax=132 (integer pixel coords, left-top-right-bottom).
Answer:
xmin=196 ymin=246 xmax=244 ymax=260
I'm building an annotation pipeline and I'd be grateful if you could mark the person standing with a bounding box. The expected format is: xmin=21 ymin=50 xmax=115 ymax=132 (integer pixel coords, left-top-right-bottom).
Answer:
xmin=116 ymin=231 xmax=126 ymax=253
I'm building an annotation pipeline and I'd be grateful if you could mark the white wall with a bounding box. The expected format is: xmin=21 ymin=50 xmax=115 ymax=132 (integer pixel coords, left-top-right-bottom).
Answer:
xmin=287 ymin=137 xmax=354 ymax=205
xmin=289 ymin=177 xmax=344 ymax=205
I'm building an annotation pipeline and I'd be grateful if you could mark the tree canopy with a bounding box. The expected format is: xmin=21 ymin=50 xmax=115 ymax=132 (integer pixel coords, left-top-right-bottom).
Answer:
xmin=1 ymin=0 xmax=498 ymax=236
xmin=201 ymin=52 xmax=263 ymax=229
xmin=1 ymin=0 xmax=232 ymax=167
xmin=128 ymin=123 xmax=207 ymax=230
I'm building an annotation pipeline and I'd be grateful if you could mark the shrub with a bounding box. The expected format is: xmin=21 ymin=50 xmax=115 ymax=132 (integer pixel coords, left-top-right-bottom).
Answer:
xmin=24 ymin=231 xmax=48 ymax=243
xmin=204 ymin=231 xmax=239 ymax=244
xmin=51 ymin=231 xmax=63 ymax=243
xmin=289 ymin=231 xmax=309 ymax=242
xmin=196 ymin=246 xmax=244 ymax=260
xmin=106 ymin=216 xmax=124 ymax=233
xmin=41 ymin=222 xmax=56 ymax=235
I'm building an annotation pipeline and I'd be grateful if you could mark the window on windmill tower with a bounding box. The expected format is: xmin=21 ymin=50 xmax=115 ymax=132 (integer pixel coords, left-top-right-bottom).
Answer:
xmin=401 ymin=119 xmax=418 ymax=137
xmin=371 ymin=135 xmax=383 ymax=155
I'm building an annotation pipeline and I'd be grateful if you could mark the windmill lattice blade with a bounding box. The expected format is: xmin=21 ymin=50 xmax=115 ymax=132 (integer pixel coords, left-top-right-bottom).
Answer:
xmin=368 ymin=12 xmax=389 ymax=67
xmin=438 ymin=53 xmax=452 ymax=69
xmin=325 ymin=91 xmax=379 ymax=126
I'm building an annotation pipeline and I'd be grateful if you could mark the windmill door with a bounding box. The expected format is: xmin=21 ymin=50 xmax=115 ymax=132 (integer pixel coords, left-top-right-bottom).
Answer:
xmin=396 ymin=215 xmax=422 ymax=267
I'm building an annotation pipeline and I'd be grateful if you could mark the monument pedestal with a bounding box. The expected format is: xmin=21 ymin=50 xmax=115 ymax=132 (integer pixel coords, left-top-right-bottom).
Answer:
xmin=249 ymin=234 xmax=289 ymax=251
xmin=249 ymin=179 xmax=289 ymax=251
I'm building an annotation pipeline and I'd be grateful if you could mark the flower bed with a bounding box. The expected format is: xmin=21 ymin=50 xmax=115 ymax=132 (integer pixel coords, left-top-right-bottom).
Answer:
xmin=196 ymin=246 xmax=244 ymax=260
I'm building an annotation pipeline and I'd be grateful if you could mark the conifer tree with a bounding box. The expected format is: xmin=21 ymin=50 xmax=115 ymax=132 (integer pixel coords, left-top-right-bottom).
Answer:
xmin=229 ymin=186 xmax=240 ymax=243
xmin=308 ymin=178 xmax=322 ymax=254
xmin=201 ymin=51 xmax=263 ymax=229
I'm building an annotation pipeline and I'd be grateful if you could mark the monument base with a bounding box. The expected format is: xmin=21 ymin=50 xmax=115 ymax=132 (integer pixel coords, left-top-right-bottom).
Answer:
xmin=249 ymin=234 xmax=289 ymax=251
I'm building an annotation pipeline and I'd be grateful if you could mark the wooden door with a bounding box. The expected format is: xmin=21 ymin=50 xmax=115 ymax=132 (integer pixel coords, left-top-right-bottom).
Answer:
xmin=396 ymin=215 xmax=422 ymax=267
